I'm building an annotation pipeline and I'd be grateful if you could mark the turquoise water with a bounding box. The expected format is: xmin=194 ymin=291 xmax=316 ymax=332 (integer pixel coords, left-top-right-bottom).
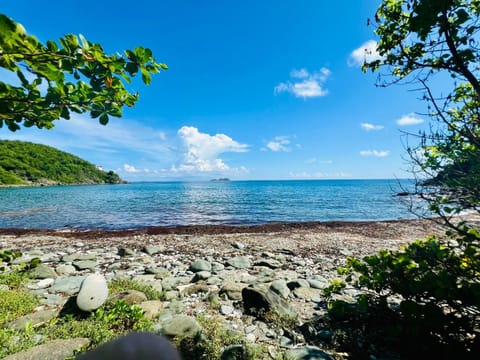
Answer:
xmin=0 ymin=180 xmax=419 ymax=230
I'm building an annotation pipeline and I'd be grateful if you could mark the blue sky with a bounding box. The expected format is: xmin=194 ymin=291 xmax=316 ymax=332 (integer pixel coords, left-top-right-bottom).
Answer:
xmin=1 ymin=0 xmax=430 ymax=181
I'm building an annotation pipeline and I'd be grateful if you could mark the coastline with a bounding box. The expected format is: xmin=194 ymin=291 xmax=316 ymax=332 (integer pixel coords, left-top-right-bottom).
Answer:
xmin=0 ymin=217 xmax=452 ymax=256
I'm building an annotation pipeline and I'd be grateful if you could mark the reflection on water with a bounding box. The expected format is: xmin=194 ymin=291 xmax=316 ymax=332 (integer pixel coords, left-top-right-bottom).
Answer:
xmin=0 ymin=180 xmax=424 ymax=230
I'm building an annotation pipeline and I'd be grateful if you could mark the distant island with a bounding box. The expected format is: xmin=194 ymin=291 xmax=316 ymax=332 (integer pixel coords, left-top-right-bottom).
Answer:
xmin=210 ymin=178 xmax=231 ymax=182
xmin=0 ymin=140 xmax=123 ymax=186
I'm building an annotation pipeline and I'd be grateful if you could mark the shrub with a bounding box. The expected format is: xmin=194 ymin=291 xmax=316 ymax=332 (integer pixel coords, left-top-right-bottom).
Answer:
xmin=324 ymin=225 xmax=480 ymax=358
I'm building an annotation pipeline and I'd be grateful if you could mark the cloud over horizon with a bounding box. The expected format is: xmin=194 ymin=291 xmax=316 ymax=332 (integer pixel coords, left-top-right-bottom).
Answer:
xmin=172 ymin=126 xmax=248 ymax=173
xmin=274 ymin=68 xmax=330 ymax=98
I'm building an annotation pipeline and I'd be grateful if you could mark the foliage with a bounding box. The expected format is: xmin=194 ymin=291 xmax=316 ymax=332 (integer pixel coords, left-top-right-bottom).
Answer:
xmin=108 ymin=278 xmax=164 ymax=300
xmin=0 ymin=323 xmax=41 ymax=359
xmin=174 ymin=315 xmax=254 ymax=360
xmin=46 ymin=300 xmax=153 ymax=355
xmin=0 ymin=256 xmax=38 ymax=288
xmin=324 ymin=226 xmax=480 ymax=358
xmin=361 ymin=0 xmax=480 ymax=222
xmin=93 ymin=300 xmax=153 ymax=332
xmin=0 ymin=289 xmax=39 ymax=327
xmin=0 ymin=14 xmax=167 ymax=131
xmin=331 ymin=2 xmax=480 ymax=355
xmin=0 ymin=140 xmax=122 ymax=185
xmin=0 ymin=249 xmax=22 ymax=264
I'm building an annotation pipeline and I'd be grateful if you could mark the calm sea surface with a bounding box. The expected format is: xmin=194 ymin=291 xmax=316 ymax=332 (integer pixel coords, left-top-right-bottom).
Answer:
xmin=0 ymin=179 xmax=420 ymax=230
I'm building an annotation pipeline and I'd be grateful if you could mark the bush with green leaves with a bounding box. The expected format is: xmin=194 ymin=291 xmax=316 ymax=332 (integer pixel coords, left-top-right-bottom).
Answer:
xmin=324 ymin=226 xmax=480 ymax=358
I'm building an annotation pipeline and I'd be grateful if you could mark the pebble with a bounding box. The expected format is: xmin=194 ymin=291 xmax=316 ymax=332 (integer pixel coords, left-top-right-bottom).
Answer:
xmin=1 ymin=234 xmax=381 ymax=359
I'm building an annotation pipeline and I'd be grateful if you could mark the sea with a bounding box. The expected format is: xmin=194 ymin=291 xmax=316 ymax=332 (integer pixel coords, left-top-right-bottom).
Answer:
xmin=0 ymin=179 xmax=423 ymax=230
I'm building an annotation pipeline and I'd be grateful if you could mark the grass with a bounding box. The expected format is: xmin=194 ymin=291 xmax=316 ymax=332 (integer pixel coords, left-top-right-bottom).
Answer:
xmin=108 ymin=277 xmax=165 ymax=300
xmin=0 ymin=265 xmax=157 ymax=358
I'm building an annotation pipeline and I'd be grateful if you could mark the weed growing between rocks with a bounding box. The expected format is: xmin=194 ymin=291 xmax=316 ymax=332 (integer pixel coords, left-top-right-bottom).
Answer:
xmin=173 ymin=314 xmax=277 ymax=360
xmin=108 ymin=278 xmax=165 ymax=300
xmin=0 ymin=323 xmax=43 ymax=359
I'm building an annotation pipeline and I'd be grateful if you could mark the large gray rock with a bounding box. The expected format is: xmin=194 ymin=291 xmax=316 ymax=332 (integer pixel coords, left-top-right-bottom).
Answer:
xmin=226 ymin=256 xmax=251 ymax=269
xmin=242 ymin=285 xmax=296 ymax=319
xmin=142 ymin=245 xmax=163 ymax=255
xmin=50 ymin=276 xmax=85 ymax=295
xmin=293 ymin=287 xmax=322 ymax=302
xmin=76 ymin=274 xmax=109 ymax=312
xmin=29 ymin=264 xmax=57 ymax=279
xmin=138 ymin=300 xmax=164 ymax=320
xmin=221 ymin=281 xmax=247 ymax=300
xmin=161 ymin=276 xmax=179 ymax=291
xmin=3 ymin=338 xmax=90 ymax=360
xmin=157 ymin=315 xmax=202 ymax=338
xmin=270 ymin=279 xmax=290 ymax=299
xmin=307 ymin=278 xmax=329 ymax=290
xmin=111 ymin=290 xmax=148 ymax=305
xmin=73 ymin=260 xmax=97 ymax=271
xmin=192 ymin=271 xmax=211 ymax=282
xmin=189 ymin=259 xmax=212 ymax=272
xmin=285 ymin=346 xmax=332 ymax=360
xmin=6 ymin=309 xmax=59 ymax=330
xmin=254 ymin=259 xmax=282 ymax=269
xmin=55 ymin=264 xmax=76 ymax=276
xmin=62 ymin=253 xmax=96 ymax=262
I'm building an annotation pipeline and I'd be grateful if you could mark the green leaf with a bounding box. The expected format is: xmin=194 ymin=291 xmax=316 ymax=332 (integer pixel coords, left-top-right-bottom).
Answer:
xmin=141 ymin=69 xmax=151 ymax=85
xmin=99 ymin=113 xmax=109 ymax=125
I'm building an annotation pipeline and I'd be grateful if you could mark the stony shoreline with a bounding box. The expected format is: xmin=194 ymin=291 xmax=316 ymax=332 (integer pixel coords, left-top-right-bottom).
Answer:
xmin=0 ymin=219 xmax=455 ymax=359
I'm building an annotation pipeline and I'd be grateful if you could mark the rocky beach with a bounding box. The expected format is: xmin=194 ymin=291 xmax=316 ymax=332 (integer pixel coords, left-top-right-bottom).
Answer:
xmin=0 ymin=219 xmax=454 ymax=359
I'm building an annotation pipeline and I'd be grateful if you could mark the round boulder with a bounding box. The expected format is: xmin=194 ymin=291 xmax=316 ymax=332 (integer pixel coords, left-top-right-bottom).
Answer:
xmin=76 ymin=274 xmax=109 ymax=312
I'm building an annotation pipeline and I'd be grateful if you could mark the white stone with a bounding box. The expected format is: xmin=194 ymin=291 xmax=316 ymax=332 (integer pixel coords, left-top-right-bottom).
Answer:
xmin=76 ymin=274 xmax=109 ymax=312
xmin=26 ymin=278 xmax=54 ymax=290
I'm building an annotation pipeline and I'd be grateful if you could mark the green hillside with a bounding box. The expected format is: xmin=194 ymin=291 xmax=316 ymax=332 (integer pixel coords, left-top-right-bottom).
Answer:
xmin=0 ymin=140 xmax=122 ymax=186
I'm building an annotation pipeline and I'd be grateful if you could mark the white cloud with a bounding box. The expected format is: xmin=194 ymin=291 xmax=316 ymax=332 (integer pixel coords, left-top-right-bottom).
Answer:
xmin=174 ymin=126 xmax=248 ymax=172
xmin=360 ymin=150 xmax=390 ymax=157
xmin=361 ymin=123 xmax=384 ymax=131
xmin=348 ymin=40 xmax=383 ymax=67
xmin=123 ymin=164 xmax=141 ymax=173
xmin=0 ymin=114 xmax=171 ymax=161
xmin=274 ymin=68 xmax=330 ymax=99
xmin=290 ymin=68 xmax=309 ymax=79
xmin=265 ymin=136 xmax=291 ymax=152
xmin=396 ymin=113 xmax=424 ymax=126
xmin=305 ymin=158 xmax=333 ymax=164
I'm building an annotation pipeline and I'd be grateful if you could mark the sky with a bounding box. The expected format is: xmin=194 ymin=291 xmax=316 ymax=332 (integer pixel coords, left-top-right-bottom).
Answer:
xmin=1 ymin=0 xmax=432 ymax=181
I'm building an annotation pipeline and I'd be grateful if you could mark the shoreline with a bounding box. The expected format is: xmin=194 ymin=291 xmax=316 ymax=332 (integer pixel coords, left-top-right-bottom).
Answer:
xmin=0 ymin=217 xmax=441 ymax=237
xmin=1 ymin=218 xmax=451 ymax=259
